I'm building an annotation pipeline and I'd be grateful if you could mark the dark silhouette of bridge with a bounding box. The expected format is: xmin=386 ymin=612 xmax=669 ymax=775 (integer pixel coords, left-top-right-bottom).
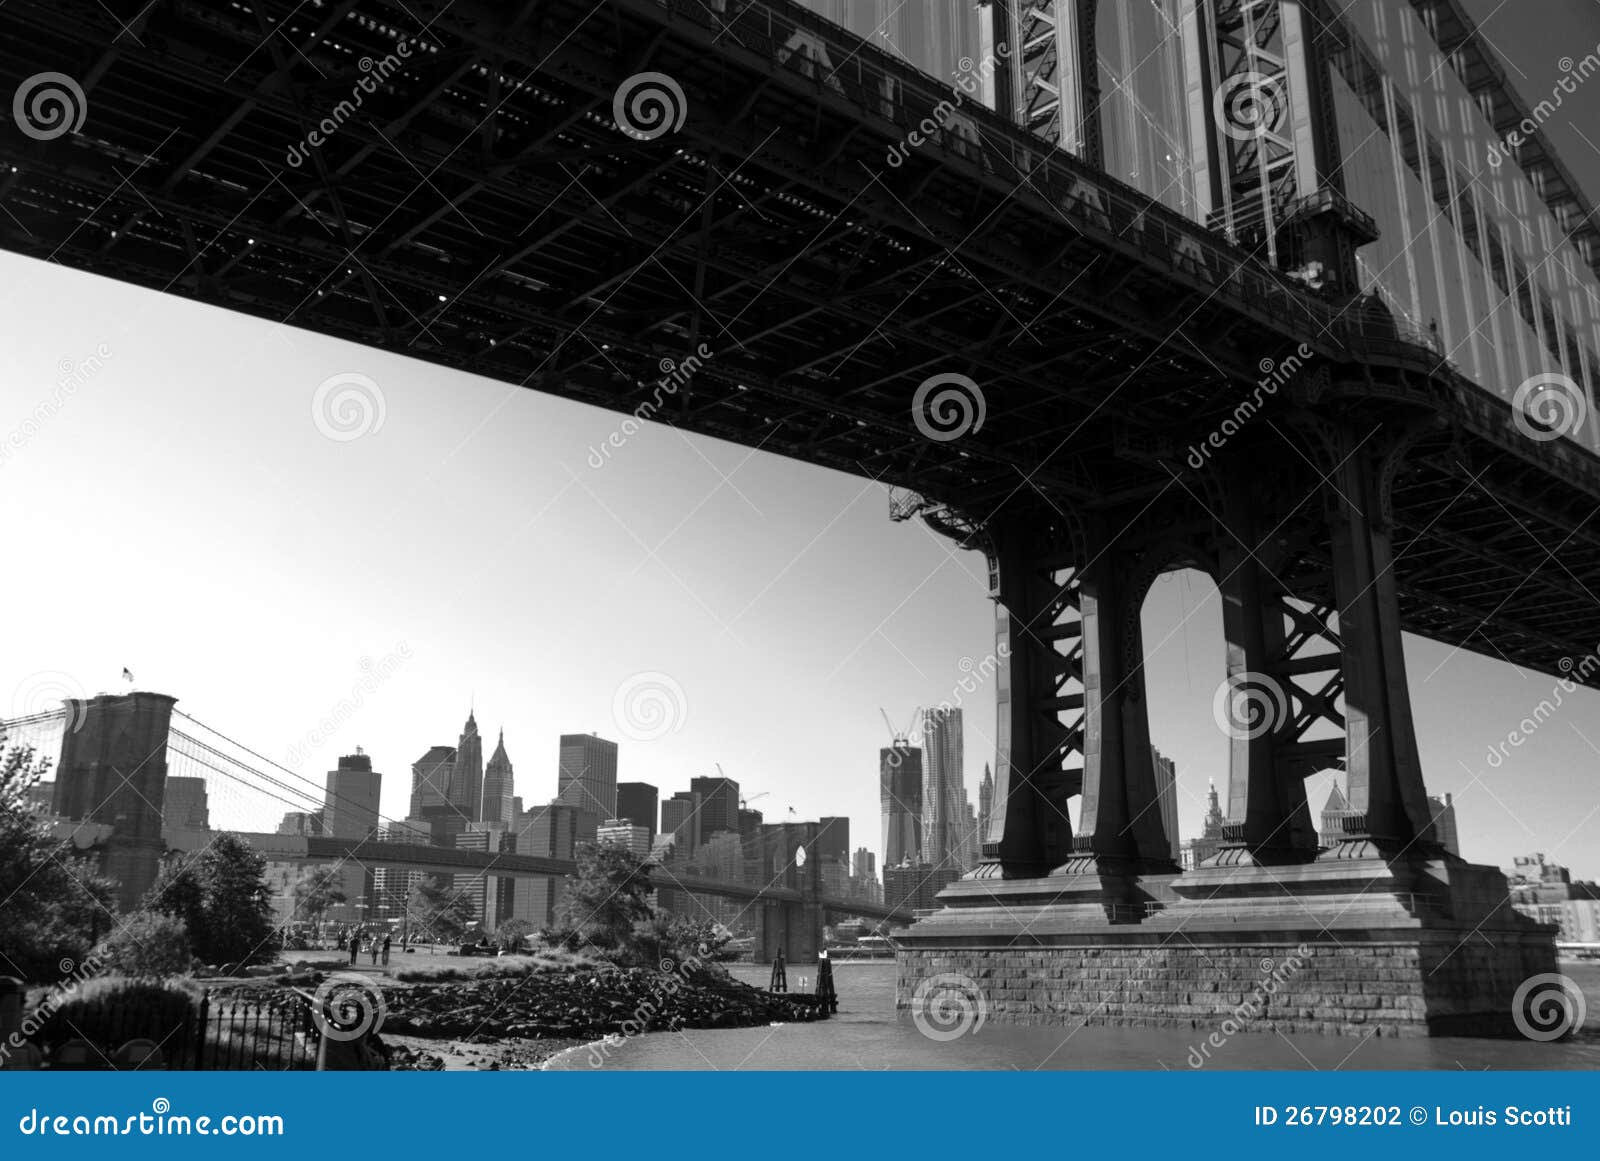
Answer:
xmin=3 ymin=0 xmax=1597 ymax=1030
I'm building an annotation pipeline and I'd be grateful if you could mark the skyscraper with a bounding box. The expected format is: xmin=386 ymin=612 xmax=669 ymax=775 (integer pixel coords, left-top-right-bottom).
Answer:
xmin=482 ymin=729 xmax=515 ymax=824
xmin=162 ymin=776 xmax=209 ymax=830
xmin=977 ymin=762 xmax=994 ymax=845
xmin=660 ymin=790 xmax=701 ymax=855
xmin=921 ymin=707 xmax=965 ymax=871
xmin=450 ymin=711 xmax=484 ymax=821
xmin=689 ymin=774 xmax=739 ymax=838
xmin=1428 ymin=794 xmax=1461 ymax=857
xmin=409 ymin=745 xmax=456 ymax=818
xmin=512 ymin=803 xmax=598 ymax=927
xmin=323 ymin=750 xmax=381 ymax=926
xmin=1152 ymin=746 xmax=1179 ymax=863
xmin=558 ymin=733 xmax=619 ymax=820
xmin=322 ymin=750 xmax=381 ymax=840
xmin=616 ymin=782 xmax=658 ymax=836
xmin=880 ymin=743 xmax=922 ymax=867
xmin=816 ymin=816 xmax=850 ymax=865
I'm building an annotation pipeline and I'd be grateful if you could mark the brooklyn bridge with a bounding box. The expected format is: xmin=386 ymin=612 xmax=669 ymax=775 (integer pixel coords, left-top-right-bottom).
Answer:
xmin=2 ymin=0 xmax=1597 ymax=1035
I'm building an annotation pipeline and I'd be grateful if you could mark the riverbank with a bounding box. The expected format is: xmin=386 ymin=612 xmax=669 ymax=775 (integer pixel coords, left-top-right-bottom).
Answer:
xmin=377 ymin=963 xmax=828 ymax=1068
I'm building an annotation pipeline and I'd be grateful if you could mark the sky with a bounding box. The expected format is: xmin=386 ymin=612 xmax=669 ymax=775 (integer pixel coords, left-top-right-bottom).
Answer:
xmin=2 ymin=0 xmax=1600 ymax=879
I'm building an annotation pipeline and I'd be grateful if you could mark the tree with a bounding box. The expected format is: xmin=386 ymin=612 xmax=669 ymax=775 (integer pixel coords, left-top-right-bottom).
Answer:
xmin=145 ymin=833 xmax=275 ymax=968
xmin=408 ymin=875 xmax=476 ymax=945
xmin=494 ymin=917 xmax=534 ymax=954
xmin=92 ymin=911 xmax=194 ymax=977
xmin=292 ymin=868 xmax=347 ymax=939
xmin=554 ymin=842 xmax=654 ymax=953
xmin=0 ymin=732 xmax=118 ymax=981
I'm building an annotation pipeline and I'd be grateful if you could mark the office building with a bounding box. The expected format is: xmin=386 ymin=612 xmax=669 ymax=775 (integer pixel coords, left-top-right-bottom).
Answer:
xmin=598 ymin=818 xmax=652 ymax=859
xmin=1152 ymin=746 xmax=1179 ymax=863
xmin=884 ymin=861 xmax=958 ymax=915
xmin=616 ymin=782 xmax=658 ymax=836
xmin=512 ymin=803 xmax=598 ymax=928
xmin=482 ymin=729 xmax=515 ymax=824
xmin=921 ymin=707 xmax=965 ymax=872
xmin=558 ymin=733 xmax=619 ymax=820
xmin=450 ymin=711 xmax=484 ymax=821
xmin=162 ymin=776 xmax=209 ymax=831
xmin=689 ymin=774 xmax=739 ymax=838
xmin=409 ymin=745 xmax=456 ymax=818
xmin=977 ymin=762 xmax=993 ymax=847
xmin=816 ymin=816 xmax=849 ymax=865
xmin=1429 ymin=793 xmax=1461 ymax=857
xmin=277 ymin=810 xmax=322 ymax=836
xmin=660 ymin=790 xmax=701 ymax=855
xmin=852 ymin=847 xmax=880 ymax=903
xmin=322 ymin=750 xmax=380 ymax=840
xmin=453 ymin=824 xmax=508 ymax=931
xmin=880 ymin=743 xmax=922 ymax=868
xmin=322 ymin=750 xmax=381 ymax=927
xmin=1508 ymin=854 xmax=1600 ymax=943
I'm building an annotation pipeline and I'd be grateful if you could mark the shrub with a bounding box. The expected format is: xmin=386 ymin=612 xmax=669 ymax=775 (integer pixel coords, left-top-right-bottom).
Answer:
xmin=92 ymin=912 xmax=195 ymax=978
xmin=30 ymin=976 xmax=204 ymax=1056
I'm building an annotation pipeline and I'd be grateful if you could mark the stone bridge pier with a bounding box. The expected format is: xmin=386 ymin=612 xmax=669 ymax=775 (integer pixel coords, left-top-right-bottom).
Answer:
xmin=896 ymin=421 xmax=1557 ymax=1038
xmin=754 ymin=899 xmax=824 ymax=965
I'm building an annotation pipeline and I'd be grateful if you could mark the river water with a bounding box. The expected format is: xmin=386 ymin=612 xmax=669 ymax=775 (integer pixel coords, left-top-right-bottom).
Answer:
xmin=547 ymin=961 xmax=1600 ymax=1071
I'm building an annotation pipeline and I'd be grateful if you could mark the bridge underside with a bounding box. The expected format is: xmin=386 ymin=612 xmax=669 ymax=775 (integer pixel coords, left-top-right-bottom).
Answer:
xmin=2 ymin=0 xmax=1599 ymax=678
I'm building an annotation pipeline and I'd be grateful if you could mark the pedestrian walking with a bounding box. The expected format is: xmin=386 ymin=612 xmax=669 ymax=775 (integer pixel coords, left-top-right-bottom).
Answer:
xmin=348 ymin=930 xmax=360 ymax=965
xmin=381 ymin=934 xmax=392 ymax=966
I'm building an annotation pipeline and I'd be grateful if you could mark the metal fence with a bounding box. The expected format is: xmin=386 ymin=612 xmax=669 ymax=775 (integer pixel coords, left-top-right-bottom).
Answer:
xmin=22 ymin=987 xmax=321 ymax=1071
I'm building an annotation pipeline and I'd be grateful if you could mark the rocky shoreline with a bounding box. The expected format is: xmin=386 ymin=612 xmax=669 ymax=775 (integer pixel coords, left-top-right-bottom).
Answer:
xmin=381 ymin=965 xmax=830 ymax=1045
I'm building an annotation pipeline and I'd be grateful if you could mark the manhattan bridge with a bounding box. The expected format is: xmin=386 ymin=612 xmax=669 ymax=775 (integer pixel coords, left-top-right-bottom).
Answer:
xmin=2 ymin=0 xmax=1597 ymax=1032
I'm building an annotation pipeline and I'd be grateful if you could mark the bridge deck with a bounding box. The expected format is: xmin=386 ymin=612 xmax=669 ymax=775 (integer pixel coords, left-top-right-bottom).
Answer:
xmin=3 ymin=0 xmax=1599 ymax=678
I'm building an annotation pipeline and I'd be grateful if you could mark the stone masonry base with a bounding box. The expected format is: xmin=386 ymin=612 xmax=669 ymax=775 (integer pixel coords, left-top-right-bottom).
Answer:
xmin=893 ymin=859 xmax=1559 ymax=1038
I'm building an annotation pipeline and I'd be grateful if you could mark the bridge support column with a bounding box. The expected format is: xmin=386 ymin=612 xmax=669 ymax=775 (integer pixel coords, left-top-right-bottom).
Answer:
xmin=899 ymin=428 xmax=1555 ymax=1037
xmin=970 ymin=507 xmax=1080 ymax=879
xmin=1056 ymin=516 xmax=1177 ymax=878
xmin=1210 ymin=457 xmax=1324 ymax=866
xmin=754 ymin=899 xmax=821 ymax=965
xmin=965 ymin=508 xmax=1175 ymax=919
xmin=1318 ymin=428 xmax=1436 ymax=858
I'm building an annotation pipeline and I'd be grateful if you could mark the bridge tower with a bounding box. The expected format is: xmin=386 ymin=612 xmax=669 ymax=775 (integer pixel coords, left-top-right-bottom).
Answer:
xmin=753 ymin=822 xmax=823 ymax=964
xmin=51 ymin=691 xmax=178 ymax=911
xmin=985 ymin=0 xmax=1372 ymax=299
xmin=897 ymin=4 xmax=1554 ymax=1036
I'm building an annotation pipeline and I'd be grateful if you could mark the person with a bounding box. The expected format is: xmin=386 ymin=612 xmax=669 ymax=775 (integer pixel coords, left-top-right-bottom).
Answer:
xmin=381 ymin=934 xmax=392 ymax=966
xmin=348 ymin=929 xmax=360 ymax=966
xmin=369 ymin=936 xmax=379 ymax=966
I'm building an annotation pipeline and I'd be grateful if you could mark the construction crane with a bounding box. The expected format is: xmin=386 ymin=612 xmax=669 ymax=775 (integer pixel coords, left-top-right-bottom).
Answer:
xmin=880 ymin=706 xmax=920 ymax=743
xmin=740 ymin=790 xmax=769 ymax=809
